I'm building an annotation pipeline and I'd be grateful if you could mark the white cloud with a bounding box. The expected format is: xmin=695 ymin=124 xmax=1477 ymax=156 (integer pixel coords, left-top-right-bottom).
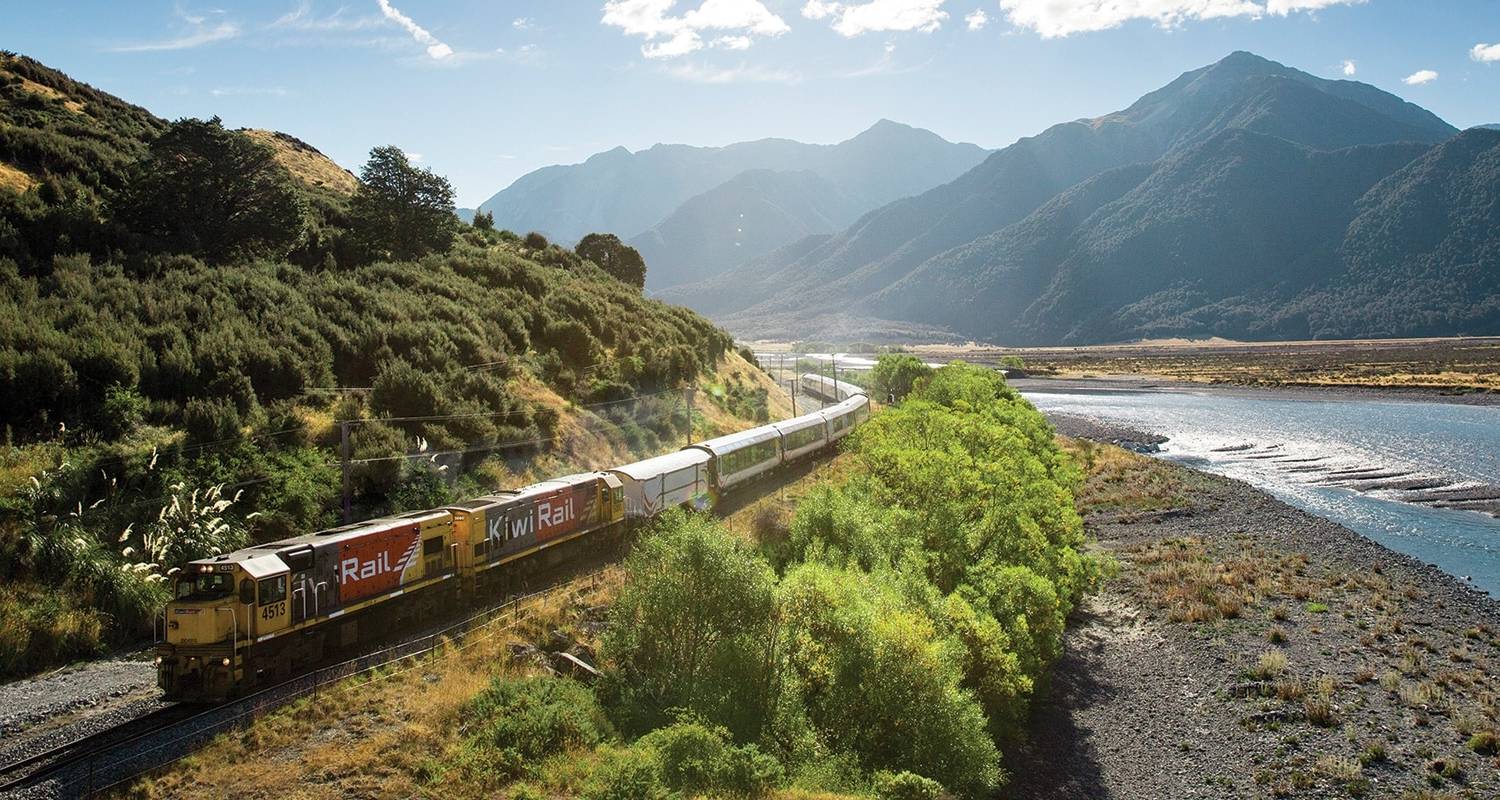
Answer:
xmin=512 ymin=17 xmax=534 ymax=30
xmin=802 ymin=0 xmax=949 ymax=37
xmin=1473 ymin=43 xmax=1500 ymax=63
xmin=1341 ymin=59 xmax=1355 ymax=76
xmin=997 ymin=0 xmax=1362 ymax=38
xmin=1265 ymin=0 xmax=1364 ymax=13
xmin=376 ymin=0 xmax=453 ymax=60
xmin=113 ymin=6 xmax=240 ymax=52
xmin=271 ymin=2 xmax=384 ymax=31
xmin=1403 ymin=69 xmax=1438 ymax=85
xmin=603 ymin=0 xmax=790 ymax=59
xmin=665 ymin=61 xmax=802 ymax=83
xmin=965 ymin=8 xmax=988 ymax=30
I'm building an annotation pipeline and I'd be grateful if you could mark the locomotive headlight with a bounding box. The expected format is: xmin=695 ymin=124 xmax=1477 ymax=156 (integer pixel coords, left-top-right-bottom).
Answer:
xmin=154 ymin=656 xmax=162 ymax=666
xmin=221 ymin=657 xmax=231 ymax=667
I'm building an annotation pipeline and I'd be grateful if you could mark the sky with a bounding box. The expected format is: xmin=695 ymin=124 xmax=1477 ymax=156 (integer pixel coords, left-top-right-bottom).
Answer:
xmin=7 ymin=1 xmax=1500 ymax=207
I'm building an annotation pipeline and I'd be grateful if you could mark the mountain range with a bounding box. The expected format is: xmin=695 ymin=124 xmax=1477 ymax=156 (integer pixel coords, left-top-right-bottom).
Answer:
xmin=656 ymin=51 xmax=1497 ymax=344
xmin=474 ymin=120 xmax=988 ymax=290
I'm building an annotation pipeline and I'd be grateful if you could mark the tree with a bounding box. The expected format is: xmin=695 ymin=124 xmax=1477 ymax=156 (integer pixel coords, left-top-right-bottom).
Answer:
xmin=348 ymin=145 xmax=458 ymax=262
xmin=472 ymin=209 xmax=494 ymax=230
xmin=577 ymin=232 xmax=647 ymax=289
xmin=601 ymin=511 xmax=781 ymax=741
xmin=121 ymin=117 xmax=307 ymax=262
xmin=870 ymin=354 xmax=933 ymax=404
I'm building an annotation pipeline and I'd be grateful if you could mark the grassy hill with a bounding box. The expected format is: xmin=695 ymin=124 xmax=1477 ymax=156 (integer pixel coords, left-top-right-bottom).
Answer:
xmin=0 ymin=54 xmax=756 ymax=678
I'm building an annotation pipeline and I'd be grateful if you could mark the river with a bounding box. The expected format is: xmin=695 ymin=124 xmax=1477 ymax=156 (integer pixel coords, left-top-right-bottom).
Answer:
xmin=1022 ymin=385 xmax=1500 ymax=596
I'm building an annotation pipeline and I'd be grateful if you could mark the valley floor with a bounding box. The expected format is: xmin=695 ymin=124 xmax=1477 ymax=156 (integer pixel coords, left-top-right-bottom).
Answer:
xmin=1011 ymin=419 xmax=1500 ymax=799
xmin=923 ymin=336 xmax=1500 ymax=397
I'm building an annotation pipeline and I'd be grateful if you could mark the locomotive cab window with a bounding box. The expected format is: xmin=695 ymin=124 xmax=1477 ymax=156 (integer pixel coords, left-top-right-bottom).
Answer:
xmin=258 ymin=575 xmax=287 ymax=606
xmin=177 ymin=572 xmax=234 ymax=601
xmin=423 ymin=537 xmax=445 ymax=556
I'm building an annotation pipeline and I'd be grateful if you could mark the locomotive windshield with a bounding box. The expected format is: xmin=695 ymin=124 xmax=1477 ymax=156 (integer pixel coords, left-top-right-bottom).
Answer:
xmin=175 ymin=573 xmax=234 ymax=600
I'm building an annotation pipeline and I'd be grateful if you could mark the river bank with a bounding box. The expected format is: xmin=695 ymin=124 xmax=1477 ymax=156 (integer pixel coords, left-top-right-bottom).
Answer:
xmin=1012 ymin=423 xmax=1500 ymax=799
xmin=1012 ymin=375 xmax=1500 ymax=407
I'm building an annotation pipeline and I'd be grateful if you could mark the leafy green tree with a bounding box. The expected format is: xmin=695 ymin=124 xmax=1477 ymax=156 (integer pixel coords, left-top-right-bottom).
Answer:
xmin=576 ymin=232 xmax=647 ymax=289
xmin=601 ymin=511 xmax=781 ymax=741
xmin=870 ymin=354 xmax=932 ymax=403
xmin=348 ymin=145 xmax=457 ymax=262
xmin=120 ymin=117 xmax=307 ymax=262
xmin=472 ymin=209 xmax=495 ymax=230
xmin=778 ymin=562 xmax=1002 ymax=796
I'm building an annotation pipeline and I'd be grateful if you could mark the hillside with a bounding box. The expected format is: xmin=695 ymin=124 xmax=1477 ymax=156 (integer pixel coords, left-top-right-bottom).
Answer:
xmin=630 ymin=168 xmax=862 ymax=289
xmin=475 ymin=119 xmax=989 ymax=256
xmin=0 ymin=54 xmax=751 ymax=679
xmin=668 ymin=52 xmax=1481 ymax=344
xmin=870 ymin=132 xmax=1436 ymax=344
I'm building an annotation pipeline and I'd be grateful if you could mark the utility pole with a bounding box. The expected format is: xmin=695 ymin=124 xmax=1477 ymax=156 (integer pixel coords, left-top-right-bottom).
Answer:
xmin=790 ymin=355 xmax=797 ymax=417
xmin=684 ymin=387 xmax=695 ymax=446
xmin=340 ymin=421 xmax=352 ymax=523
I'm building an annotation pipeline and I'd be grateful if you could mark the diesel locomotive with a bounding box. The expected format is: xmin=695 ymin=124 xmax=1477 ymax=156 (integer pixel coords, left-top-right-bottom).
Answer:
xmin=157 ymin=378 xmax=869 ymax=700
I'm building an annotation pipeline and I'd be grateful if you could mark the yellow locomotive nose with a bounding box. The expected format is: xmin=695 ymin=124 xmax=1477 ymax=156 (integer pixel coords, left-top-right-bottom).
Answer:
xmin=157 ymin=563 xmax=250 ymax=700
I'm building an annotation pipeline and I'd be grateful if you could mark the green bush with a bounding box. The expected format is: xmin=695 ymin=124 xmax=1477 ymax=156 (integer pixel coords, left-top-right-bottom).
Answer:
xmin=637 ymin=720 xmax=782 ymax=798
xmin=462 ymin=676 xmax=613 ymax=780
xmin=581 ymin=746 xmax=670 ymax=800
xmin=870 ymin=354 xmax=933 ymax=403
xmin=874 ymin=770 xmax=947 ymax=800
xmin=600 ymin=511 xmax=780 ymax=742
xmin=778 ymin=562 xmax=1001 ymax=797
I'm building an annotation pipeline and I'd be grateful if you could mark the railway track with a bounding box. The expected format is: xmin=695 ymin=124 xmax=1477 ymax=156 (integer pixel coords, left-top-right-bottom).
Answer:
xmin=0 ymin=563 xmax=613 ymax=799
xmin=0 ymin=705 xmax=201 ymax=796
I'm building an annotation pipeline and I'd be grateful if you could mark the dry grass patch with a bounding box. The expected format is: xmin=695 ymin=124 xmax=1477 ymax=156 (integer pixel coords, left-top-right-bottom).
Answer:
xmin=0 ymin=161 xmax=38 ymax=194
xmin=1131 ymin=537 xmax=1273 ymax=623
xmin=1062 ymin=437 xmax=1193 ymax=514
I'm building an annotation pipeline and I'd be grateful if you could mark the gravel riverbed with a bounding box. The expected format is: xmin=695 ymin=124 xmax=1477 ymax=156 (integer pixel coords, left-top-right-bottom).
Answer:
xmin=1011 ymin=412 xmax=1500 ymax=799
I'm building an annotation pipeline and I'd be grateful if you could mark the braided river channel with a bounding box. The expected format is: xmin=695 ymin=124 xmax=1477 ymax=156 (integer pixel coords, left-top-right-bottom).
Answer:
xmin=1022 ymin=386 xmax=1500 ymax=596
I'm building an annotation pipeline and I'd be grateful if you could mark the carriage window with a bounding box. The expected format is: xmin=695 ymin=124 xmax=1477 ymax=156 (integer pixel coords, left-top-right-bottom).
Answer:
xmin=258 ymin=575 xmax=287 ymax=606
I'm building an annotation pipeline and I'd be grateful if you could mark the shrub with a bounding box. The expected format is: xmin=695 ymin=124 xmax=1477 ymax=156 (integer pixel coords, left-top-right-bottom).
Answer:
xmin=180 ymin=396 xmax=243 ymax=445
xmin=874 ymin=770 xmax=947 ymax=800
xmin=582 ymin=746 xmax=669 ymax=800
xmin=97 ymin=383 xmax=147 ymax=438
xmin=636 ymin=720 xmax=782 ymax=798
xmin=600 ymin=511 xmax=780 ymax=741
xmin=869 ymin=354 xmax=933 ymax=403
xmin=461 ymin=676 xmax=613 ymax=779
xmin=779 ymin=562 xmax=1002 ymax=797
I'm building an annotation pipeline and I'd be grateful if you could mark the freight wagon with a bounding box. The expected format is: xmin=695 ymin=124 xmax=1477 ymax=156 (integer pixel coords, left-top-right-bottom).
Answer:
xmin=158 ymin=382 xmax=869 ymax=701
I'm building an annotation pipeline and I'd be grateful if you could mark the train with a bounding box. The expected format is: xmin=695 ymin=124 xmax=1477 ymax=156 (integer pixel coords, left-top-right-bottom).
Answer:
xmin=156 ymin=377 xmax=869 ymax=701
xmin=800 ymin=372 xmax=864 ymax=403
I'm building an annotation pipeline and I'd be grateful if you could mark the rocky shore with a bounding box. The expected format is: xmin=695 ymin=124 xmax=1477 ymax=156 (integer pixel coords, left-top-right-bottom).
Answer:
xmin=1010 ymin=419 xmax=1500 ymax=799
